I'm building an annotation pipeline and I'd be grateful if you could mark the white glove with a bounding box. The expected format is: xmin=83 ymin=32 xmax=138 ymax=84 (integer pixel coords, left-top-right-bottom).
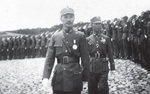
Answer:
xmin=82 ymin=81 xmax=88 ymax=93
xmin=110 ymin=70 xmax=116 ymax=75
xmin=41 ymin=78 xmax=49 ymax=91
xmin=127 ymin=37 xmax=130 ymax=41
xmin=111 ymin=38 xmax=114 ymax=41
xmin=144 ymin=35 xmax=147 ymax=39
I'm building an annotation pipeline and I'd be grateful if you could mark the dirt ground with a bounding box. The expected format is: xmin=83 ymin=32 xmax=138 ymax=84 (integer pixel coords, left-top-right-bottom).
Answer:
xmin=0 ymin=58 xmax=150 ymax=94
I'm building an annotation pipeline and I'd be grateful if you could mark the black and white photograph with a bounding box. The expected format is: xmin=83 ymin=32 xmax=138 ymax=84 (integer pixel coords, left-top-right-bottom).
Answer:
xmin=0 ymin=0 xmax=150 ymax=94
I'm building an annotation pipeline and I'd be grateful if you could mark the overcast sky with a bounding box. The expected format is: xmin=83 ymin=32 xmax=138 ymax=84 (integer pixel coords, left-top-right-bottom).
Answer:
xmin=0 ymin=0 xmax=150 ymax=31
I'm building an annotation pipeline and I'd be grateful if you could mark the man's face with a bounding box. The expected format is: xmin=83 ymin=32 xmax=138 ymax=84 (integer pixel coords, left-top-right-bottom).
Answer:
xmin=61 ymin=14 xmax=74 ymax=29
xmin=92 ymin=22 xmax=102 ymax=32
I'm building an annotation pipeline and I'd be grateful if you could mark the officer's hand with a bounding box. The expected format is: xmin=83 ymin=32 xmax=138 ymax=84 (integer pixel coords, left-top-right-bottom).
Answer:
xmin=110 ymin=70 xmax=116 ymax=75
xmin=111 ymin=38 xmax=114 ymax=41
xmin=82 ymin=81 xmax=88 ymax=93
xmin=144 ymin=35 xmax=147 ymax=39
xmin=127 ymin=37 xmax=130 ymax=41
xmin=41 ymin=78 xmax=49 ymax=91
xmin=83 ymin=81 xmax=88 ymax=85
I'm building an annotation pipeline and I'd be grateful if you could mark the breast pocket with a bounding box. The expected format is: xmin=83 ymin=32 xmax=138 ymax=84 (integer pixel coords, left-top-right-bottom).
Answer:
xmin=88 ymin=43 xmax=95 ymax=53
xmin=54 ymin=43 xmax=63 ymax=55
xmin=99 ymin=44 xmax=107 ymax=52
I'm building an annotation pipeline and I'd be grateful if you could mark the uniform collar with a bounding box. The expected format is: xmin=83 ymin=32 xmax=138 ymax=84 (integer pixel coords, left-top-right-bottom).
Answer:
xmin=92 ymin=33 xmax=105 ymax=38
xmin=93 ymin=33 xmax=101 ymax=37
xmin=62 ymin=28 xmax=73 ymax=35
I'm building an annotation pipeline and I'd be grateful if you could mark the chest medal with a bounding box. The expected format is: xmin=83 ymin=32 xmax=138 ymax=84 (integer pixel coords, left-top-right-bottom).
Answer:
xmin=96 ymin=44 xmax=99 ymax=48
xmin=72 ymin=39 xmax=78 ymax=50
xmin=101 ymin=37 xmax=106 ymax=44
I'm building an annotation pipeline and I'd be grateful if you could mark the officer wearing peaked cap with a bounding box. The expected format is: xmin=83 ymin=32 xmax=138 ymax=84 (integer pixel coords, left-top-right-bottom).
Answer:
xmin=87 ymin=16 xmax=115 ymax=94
xmin=42 ymin=7 xmax=90 ymax=94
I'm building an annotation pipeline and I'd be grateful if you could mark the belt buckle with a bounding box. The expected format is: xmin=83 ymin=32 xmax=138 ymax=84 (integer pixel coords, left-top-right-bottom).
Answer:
xmin=95 ymin=51 xmax=100 ymax=58
xmin=63 ymin=56 xmax=68 ymax=63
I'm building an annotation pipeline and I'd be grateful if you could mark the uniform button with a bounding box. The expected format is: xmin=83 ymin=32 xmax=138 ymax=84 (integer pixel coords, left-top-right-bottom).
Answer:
xmin=66 ymin=41 xmax=68 ymax=43
xmin=65 ymin=50 xmax=68 ymax=52
xmin=66 ymin=33 xmax=68 ymax=35
xmin=64 ymin=68 xmax=66 ymax=70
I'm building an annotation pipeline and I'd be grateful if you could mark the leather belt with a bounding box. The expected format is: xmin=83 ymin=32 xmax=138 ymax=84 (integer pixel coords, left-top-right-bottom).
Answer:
xmin=90 ymin=52 xmax=106 ymax=58
xmin=57 ymin=56 xmax=79 ymax=63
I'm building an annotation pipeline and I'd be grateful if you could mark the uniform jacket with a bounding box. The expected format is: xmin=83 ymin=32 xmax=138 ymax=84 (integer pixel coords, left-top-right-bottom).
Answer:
xmin=41 ymin=36 xmax=46 ymax=47
xmin=117 ymin=26 xmax=123 ymax=41
xmin=30 ymin=37 xmax=36 ymax=49
xmin=43 ymin=29 xmax=90 ymax=92
xmin=0 ymin=40 xmax=2 ymax=50
xmin=35 ymin=38 xmax=41 ymax=49
xmin=122 ymin=25 xmax=128 ymax=40
xmin=86 ymin=33 xmax=115 ymax=73
xmin=8 ymin=39 xmax=13 ymax=49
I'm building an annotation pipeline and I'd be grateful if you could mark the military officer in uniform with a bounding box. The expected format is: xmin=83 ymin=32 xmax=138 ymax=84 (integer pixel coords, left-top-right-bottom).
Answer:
xmin=87 ymin=17 xmax=115 ymax=94
xmin=0 ymin=39 xmax=2 ymax=60
xmin=42 ymin=7 xmax=90 ymax=94
xmin=8 ymin=37 xmax=13 ymax=60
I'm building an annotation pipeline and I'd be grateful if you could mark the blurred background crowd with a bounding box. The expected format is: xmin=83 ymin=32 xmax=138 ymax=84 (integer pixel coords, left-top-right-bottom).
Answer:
xmin=0 ymin=10 xmax=150 ymax=71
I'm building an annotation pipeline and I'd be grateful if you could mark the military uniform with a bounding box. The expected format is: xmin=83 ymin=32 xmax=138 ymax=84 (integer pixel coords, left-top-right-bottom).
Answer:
xmin=41 ymin=34 xmax=47 ymax=57
xmin=8 ymin=37 xmax=13 ymax=60
xmin=35 ymin=35 xmax=41 ymax=57
xmin=26 ymin=35 xmax=32 ymax=58
xmin=20 ymin=36 xmax=25 ymax=59
xmin=87 ymin=16 xmax=115 ymax=94
xmin=2 ymin=38 xmax=8 ymax=60
xmin=43 ymin=29 xmax=90 ymax=94
xmin=112 ymin=25 xmax=119 ymax=58
xmin=0 ymin=39 xmax=2 ymax=60
xmin=87 ymin=33 xmax=115 ymax=94
xmin=147 ymin=21 xmax=150 ymax=67
xmin=30 ymin=35 xmax=36 ymax=58
xmin=12 ymin=37 xmax=18 ymax=59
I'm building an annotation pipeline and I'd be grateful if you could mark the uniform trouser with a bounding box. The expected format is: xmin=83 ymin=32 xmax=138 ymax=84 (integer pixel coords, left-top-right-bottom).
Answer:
xmin=130 ymin=40 xmax=134 ymax=59
xmin=88 ymin=71 xmax=109 ymax=94
xmin=122 ymin=39 xmax=128 ymax=58
xmin=25 ymin=48 xmax=30 ymax=58
xmin=0 ymin=50 xmax=2 ymax=60
xmin=141 ymin=39 xmax=149 ymax=64
xmin=20 ymin=48 xmax=25 ymax=59
xmin=35 ymin=48 xmax=40 ymax=57
xmin=13 ymin=48 xmax=17 ymax=59
xmin=133 ymin=41 xmax=139 ymax=60
xmin=3 ymin=49 xmax=7 ymax=60
xmin=127 ymin=40 xmax=132 ymax=59
xmin=41 ymin=47 xmax=46 ymax=57
xmin=118 ymin=40 xmax=123 ymax=58
xmin=112 ymin=40 xmax=119 ymax=58
xmin=30 ymin=48 xmax=35 ymax=58
xmin=148 ymin=38 xmax=150 ymax=66
xmin=8 ymin=49 xmax=13 ymax=60
xmin=53 ymin=90 xmax=81 ymax=94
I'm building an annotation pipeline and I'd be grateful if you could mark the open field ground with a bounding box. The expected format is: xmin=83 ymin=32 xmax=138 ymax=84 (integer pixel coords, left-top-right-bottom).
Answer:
xmin=0 ymin=58 xmax=150 ymax=94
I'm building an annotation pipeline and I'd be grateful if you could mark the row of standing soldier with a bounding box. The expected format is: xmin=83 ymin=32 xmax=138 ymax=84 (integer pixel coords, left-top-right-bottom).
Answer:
xmin=0 ymin=10 xmax=150 ymax=71
xmin=0 ymin=33 xmax=53 ymax=60
xmin=78 ymin=11 xmax=150 ymax=70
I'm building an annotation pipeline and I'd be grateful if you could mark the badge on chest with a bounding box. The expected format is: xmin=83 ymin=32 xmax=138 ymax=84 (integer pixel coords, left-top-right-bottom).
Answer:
xmin=72 ymin=39 xmax=78 ymax=50
xmin=101 ymin=37 xmax=106 ymax=44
